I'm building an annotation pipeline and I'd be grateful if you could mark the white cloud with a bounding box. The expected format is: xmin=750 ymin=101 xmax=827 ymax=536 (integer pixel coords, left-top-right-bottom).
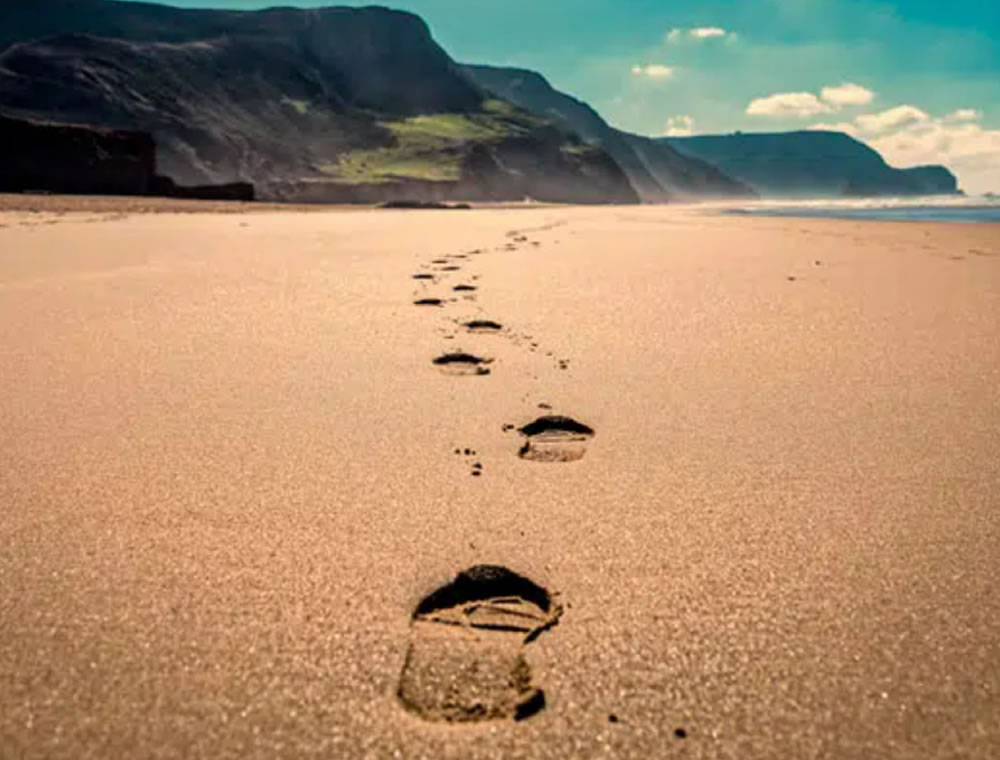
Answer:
xmin=870 ymin=119 xmax=1000 ymax=194
xmin=748 ymin=82 xmax=876 ymax=119
xmin=946 ymin=109 xmax=982 ymax=122
xmin=690 ymin=27 xmax=727 ymax=39
xmin=809 ymin=104 xmax=1000 ymax=193
xmin=631 ymin=64 xmax=674 ymax=79
xmin=746 ymin=92 xmax=832 ymax=118
xmin=663 ymin=115 xmax=695 ymax=137
xmin=855 ymin=105 xmax=930 ymax=134
xmin=808 ymin=121 xmax=860 ymax=137
xmin=820 ymin=83 xmax=875 ymax=108
xmin=666 ymin=27 xmax=732 ymax=43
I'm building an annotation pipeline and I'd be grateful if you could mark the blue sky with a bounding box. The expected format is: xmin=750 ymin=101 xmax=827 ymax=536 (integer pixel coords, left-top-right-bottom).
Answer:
xmin=144 ymin=0 xmax=1000 ymax=192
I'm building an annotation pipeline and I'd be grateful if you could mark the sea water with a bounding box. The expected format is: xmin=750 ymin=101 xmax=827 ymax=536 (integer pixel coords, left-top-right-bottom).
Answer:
xmin=721 ymin=196 xmax=1000 ymax=224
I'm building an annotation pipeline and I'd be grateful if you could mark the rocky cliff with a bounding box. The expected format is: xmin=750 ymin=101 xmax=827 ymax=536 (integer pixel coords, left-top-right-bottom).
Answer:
xmin=0 ymin=113 xmax=155 ymax=195
xmin=0 ymin=113 xmax=254 ymax=200
xmin=462 ymin=64 xmax=755 ymax=202
xmin=0 ymin=1 xmax=637 ymax=204
xmin=664 ymin=131 xmax=959 ymax=197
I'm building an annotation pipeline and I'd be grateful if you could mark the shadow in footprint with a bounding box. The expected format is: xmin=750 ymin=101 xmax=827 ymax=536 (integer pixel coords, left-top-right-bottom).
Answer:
xmin=413 ymin=273 xmax=435 ymax=281
xmin=414 ymin=298 xmax=444 ymax=307
xmin=433 ymin=353 xmax=493 ymax=376
xmin=453 ymin=284 xmax=478 ymax=292
xmin=439 ymin=265 xmax=462 ymax=272
xmin=397 ymin=565 xmax=562 ymax=723
xmin=464 ymin=320 xmax=503 ymax=334
xmin=518 ymin=416 xmax=595 ymax=463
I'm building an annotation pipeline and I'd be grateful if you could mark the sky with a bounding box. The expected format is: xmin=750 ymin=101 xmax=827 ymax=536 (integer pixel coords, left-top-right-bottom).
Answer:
xmin=143 ymin=0 xmax=1000 ymax=193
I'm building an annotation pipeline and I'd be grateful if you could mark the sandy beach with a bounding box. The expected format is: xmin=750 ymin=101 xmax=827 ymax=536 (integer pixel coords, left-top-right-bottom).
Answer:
xmin=1 ymin=198 xmax=998 ymax=759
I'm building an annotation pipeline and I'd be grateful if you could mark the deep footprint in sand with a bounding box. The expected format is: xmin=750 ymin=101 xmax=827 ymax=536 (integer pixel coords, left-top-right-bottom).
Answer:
xmin=433 ymin=353 xmax=493 ymax=376
xmin=453 ymin=284 xmax=478 ymax=292
xmin=518 ymin=416 xmax=595 ymax=462
xmin=413 ymin=273 xmax=435 ymax=281
xmin=414 ymin=298 xmax=444 ymax=307
xmin=464 ymin=319 xmax=503 ymax=334
xmin=397 ymin=565 xmax=562 ymax=723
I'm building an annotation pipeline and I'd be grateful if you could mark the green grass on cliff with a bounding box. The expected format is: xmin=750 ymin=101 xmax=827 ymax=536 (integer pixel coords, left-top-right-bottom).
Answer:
xmin=326 ymin=150 xmax=462 ymax=183
xmin=325 ymin=100 xmax=546 ymax=184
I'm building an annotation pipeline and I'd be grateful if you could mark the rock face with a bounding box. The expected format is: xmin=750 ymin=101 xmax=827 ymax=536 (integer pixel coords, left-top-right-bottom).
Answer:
xmin=149 ymin=176 xmax=255 ymax=202
xmin=0 ymin=1 xmax=482 ymax=116
xmin=0 ymin=1 xmax=638 ymax=204
xmin=616 ymin=131 xmax=756 ymax=201
xmin=0 ymin=113 xmax=155 ymax=195
xmin=896 ymin=166 xmax=960 ymax=196
xmin=462 ymin=64 xmax=755 ymax=202
xmin=0 ymin=113 xmax=255 ymax=200
xmin=663 ymin=131 xmax=960 ymax=197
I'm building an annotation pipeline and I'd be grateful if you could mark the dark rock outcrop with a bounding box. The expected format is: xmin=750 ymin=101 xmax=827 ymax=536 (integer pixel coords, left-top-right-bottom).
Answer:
xmin=150 ymin=175 xmax=255 ymax=201
xmin=461 ymin=64 xmax=755 ymax=202
xmin=898 ymin=166 xmax=960 ymax=196
xmin=0 ymin=1 xmax=638 ymax=205
xmin=0 ymin=113 xmax=155 ymax=195
xmin=378 ymin=200 xmax=471 ymax=210
xmin=663 ymin=131 xmax=960 ymax=198
xmin=0 ymin=113 xmax=255 ymax=200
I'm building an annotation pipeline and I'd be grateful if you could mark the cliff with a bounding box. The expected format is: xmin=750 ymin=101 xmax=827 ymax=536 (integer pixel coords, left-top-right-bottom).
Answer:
xmin=663 ymin=131 xmax=959 ymax=198
xmin=0 ymin=113 xmax=254 ymax=200
xmin=0 ymin=113 xmax=155 ymax=195
xmin=462 ymin=64 xmax=755 ymax=202
xmin=0 ymin=1 xmax=637 ymax=204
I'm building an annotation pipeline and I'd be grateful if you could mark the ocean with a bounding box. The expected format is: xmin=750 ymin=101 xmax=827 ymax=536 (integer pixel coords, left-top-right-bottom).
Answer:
xmin=720 ymin=197 xmax=1000 ymax=224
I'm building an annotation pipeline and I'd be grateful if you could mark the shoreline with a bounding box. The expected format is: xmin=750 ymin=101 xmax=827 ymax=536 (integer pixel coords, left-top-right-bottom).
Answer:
xmin=3 ymin=192 xmax=998 ymax=229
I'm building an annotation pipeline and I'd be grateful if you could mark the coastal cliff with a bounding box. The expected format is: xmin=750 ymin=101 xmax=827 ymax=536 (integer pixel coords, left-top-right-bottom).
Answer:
xmin=664 ymin=131 xmax=959 ymax=197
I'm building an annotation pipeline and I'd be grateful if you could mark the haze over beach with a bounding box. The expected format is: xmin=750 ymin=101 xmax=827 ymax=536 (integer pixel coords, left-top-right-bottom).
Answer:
xmin=1 ymin=1 xmax=999 ymax=759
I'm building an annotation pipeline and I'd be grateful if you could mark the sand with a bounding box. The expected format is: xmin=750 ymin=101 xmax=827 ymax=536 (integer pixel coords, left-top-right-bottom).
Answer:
xmin=1 ymin=197 xmax=998 ymax=759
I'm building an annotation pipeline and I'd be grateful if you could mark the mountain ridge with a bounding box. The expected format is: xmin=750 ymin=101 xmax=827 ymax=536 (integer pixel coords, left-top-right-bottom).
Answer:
xmin=664 ymin=131 xmax=959 ymax=197
xmin=0 ymin=1 xmax=639 ymax=203
xmin=462 ymin=63 xmax=757 ymax=201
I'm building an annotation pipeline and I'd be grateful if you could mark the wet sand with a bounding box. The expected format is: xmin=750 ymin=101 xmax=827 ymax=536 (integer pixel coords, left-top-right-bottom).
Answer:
xmin=1 ymin=200 xmax=998 ymax=758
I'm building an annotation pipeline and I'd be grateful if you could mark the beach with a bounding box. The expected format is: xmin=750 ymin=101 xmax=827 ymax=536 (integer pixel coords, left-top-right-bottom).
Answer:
xmin=1 ymin=198 xmax=998 ymax=759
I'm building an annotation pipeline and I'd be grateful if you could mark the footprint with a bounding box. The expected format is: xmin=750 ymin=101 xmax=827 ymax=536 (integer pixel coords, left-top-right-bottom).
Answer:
xmin=454 ymin=447 xmax=484 ymax=477
xmin=431 ymin=259 xmax=449 ymax=264
xmin=414 ymin=298 xmax=444 ymax=307
xmin=464 ymin=320 xmax=503 ymax=334
xmin=439 ymin=265 xmax=462 ymax=272
xmin=453 ymin=284 xmax=478 ymax=292
xmin=433 ymin=353 xmax=493 ymax=376
xmin=397 ymin=565 xmax=562 ymax=723
xmin=518 ymin=416 xmax=595 ymax=463
xmin=413 ymin=273 xmax=435 ymax=280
